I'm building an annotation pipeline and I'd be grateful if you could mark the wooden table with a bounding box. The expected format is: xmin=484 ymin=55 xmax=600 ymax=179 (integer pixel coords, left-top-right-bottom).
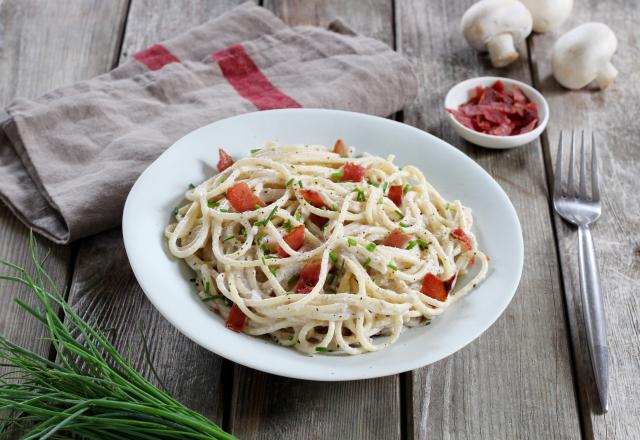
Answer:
xmin=1 ymin=1 xmax=638 ymax=438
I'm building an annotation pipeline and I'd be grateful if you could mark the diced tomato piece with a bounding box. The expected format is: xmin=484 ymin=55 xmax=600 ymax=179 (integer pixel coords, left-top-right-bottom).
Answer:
xmin=309 ymin=214 xmax=329 ymax=228
xmin=388 ymin=185 xmax=403 ymax=206
xmin=491 ymin=80 xmax=505 ymax=93
xmin=301 ymin=189 xmax=325 ymax=208
xmin=451 ymin=228 xmax=473 ymax=251
xmin=277 ymin=225 xmax=305 ymax=257
xmin=332 ymin=139 xmax=348 ymax=156
xmin=341 ymin=162 xmax=366 ymax=182
xmin=225 ymin=303 xmax=247 ymax=332
xmin=294 ymin=261 xmax=322 ymax=294
xmin=383 ymin=229 xmax=410 ymax=249
xmin=226 ymin=182 xmax=265 ymax=212
xmin=421 ymin=273 xmax=451 ymax=302
xmin=217 ymin=148 xmax=234 ymax=173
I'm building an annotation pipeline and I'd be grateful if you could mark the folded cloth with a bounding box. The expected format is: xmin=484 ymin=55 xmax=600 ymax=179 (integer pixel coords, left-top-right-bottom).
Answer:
xmin=0 ymin=2 xmax=417 ymax=244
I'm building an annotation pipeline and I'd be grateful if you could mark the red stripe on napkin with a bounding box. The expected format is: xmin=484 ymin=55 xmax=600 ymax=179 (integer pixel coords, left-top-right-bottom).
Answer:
xmin=134 ymin=44 xmax=180 ymax=71
xmin=213 ymin=44 xmax=301 ymax=110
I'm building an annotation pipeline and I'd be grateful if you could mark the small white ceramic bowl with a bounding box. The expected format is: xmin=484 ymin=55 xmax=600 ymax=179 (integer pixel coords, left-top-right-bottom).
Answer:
xmin=444 ymin=76 xmax=549 ymax=149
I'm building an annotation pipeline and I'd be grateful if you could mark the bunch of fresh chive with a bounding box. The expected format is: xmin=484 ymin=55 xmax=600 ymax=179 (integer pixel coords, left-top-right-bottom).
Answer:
xmin=0 ymin=234 xmax=235 ymax=440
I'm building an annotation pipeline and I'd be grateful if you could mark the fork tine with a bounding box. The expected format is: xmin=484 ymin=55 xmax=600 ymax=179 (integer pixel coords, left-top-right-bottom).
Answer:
xmin=591 ymin=132 xmax=600 ymax=202
xmin=579 ymin=130 xmax=588 ymax=199
xmin=554 ymin=131 xmax=564 ymax=198
xmin=567 ymin=130 xmax=576 ymax=196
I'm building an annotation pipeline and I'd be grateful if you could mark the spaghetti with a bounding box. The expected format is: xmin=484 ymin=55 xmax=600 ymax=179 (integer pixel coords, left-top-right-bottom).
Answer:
xmin=165 ymin=141 xmax=488 ymax=355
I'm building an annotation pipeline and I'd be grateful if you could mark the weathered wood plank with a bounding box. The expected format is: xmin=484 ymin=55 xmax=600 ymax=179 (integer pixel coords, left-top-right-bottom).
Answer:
xmin=530 ymin=2 xmax=640 ymax=438
xmin=0 ymin=0 xmax=127 ymax=370
xmin=228 ymin=2 xmax=402 ymax=439
xmin=263 ymin=0 xmax=393 ymax=46
xmin=65 ymin=0 xmax=246 ymax=423
xmin=396 ymin=1 xmax=581 ymax=438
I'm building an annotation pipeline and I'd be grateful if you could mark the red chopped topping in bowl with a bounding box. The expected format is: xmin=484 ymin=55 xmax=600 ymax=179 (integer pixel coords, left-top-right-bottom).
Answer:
xmin=447 ymin=80 xmax=539 ymax=136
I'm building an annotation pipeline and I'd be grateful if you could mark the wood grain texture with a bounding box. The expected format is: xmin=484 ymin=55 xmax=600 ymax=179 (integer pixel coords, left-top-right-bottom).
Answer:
xmin=64 ymin=0 xmax=247 ymax=422
xmin=67 ymin=229 xmax=226 ymax=422
xmin=263 ymin=0 xmax=393 ymax=46
xmin=396 ymin=1 xmax=581 ymax=438
xmin=530 ymin=2 xmax=640 ymax=438
xmin=228 ymin=2 xmax=401 ymax=439
xmin=0 ymin=0 xmax=127 ymax=368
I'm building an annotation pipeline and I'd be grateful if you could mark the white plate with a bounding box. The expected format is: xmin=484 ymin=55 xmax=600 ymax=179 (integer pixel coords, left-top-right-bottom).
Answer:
xmin=123 ymin=109 xmax=523 ymax=381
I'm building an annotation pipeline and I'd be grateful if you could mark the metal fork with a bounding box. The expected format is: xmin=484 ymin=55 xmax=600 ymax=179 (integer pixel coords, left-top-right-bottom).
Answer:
xmin=553 ymin=130 xmax=608 ymax=413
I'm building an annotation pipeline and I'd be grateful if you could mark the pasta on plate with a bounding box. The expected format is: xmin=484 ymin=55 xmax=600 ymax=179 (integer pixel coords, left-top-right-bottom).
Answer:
xmin=165 ymin=141 xmax=488 ymax=355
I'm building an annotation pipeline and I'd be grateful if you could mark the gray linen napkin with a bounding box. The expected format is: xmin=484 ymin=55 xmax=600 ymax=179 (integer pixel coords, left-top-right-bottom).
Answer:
xmin=0 ymin=2 xmax=417 ymax=244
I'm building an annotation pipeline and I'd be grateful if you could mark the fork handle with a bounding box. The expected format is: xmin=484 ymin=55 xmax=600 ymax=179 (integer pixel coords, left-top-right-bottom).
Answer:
xmin=577 ymin=225 xmax=609 ymax=412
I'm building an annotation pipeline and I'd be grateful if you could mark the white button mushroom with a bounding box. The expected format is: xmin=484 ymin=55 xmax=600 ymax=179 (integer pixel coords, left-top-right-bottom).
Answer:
xmin=551 ymin=22 xmax=618 ymax=90
xmin=461 ymin=0 xmax=533 ymax=67
xmin=518 ymin=0 xmax=573 ymax=33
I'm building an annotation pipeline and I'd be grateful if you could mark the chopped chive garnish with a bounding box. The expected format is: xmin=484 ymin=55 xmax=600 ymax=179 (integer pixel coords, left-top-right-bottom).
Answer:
xmin=387 ymin=263 xmax=398 ymax=271
xmin=261 ymin=257 xmax=267 ymax=266
xmin=329 ymin=252 xmax=338 ymax=263
xmin=255 ymin=204 xmax=262 ymax=210
xmin=329 ymin=170 xmax=344 ymax=180
xmin=330 ymin=204 xmax=338 ymax=211
xmin=260 ymin=244 xmax=270 ymax=254
xmin=403 ymin=183 xmax=410 ymax=194
xmin=369 ymin=181 xmax=379 ymax=188
xmin=207 ymin=200 xmax=219 ymax=209
xmin=417 ymin=238 xmax=429 ymax=250
xmin=363 ymin=257 xmax=372 ymax=268
xmin=298 ymin=180 xmax=304 ymax=188
xmin=287 ymin=274 xmax=299 ymax=286
xmin=288 ymin=335 xmax=294 ymax=341
xmin=445 ymin=203 xmax=450 ymax=210
xmin=240 ymin=227 xmax=247 ymax=236
xmin=382 ymin=182 xmax=388 ymax=193
xmin=204 ymin=281 xmax=210 ymax=294
xmin=283 ymin=219 xmax=293 ymax=232
xmin=256 ymin=206 xmax=278 ymax=226
xmin=406 ymin=240 xmax=417 ymax=250
xmin=394 ymin=209 xmax=404 ymax=219
xmin=269 ymin=266 xmax=277 ymax=276
xmin=173 ymin=207 xmax=179 ymax=216
xmin=202 ymin=295 xmax=225 ymax=302
xmin=377 ymin=198 xmax=383 ymax=205
xmin=366 ymin=242 xmax=377 ymax=252
xmin=399 ymin=222 xmax=408 ymax=228
xmin=286 ymin=178 xmax=294 ymax=187
xmin=425 ymin=320 xmax=432 ymax=326
xmin=256 ymin=233 xmax=265 ymax=245
xmin=223 ymin=235 xmax=235 ymax=242
xmin=315 ymin=347 xmax=328 ymax=353
xmin=188 ymin=183 xmax=195 ymax=189
xmin=347 ymin=238 xmax=357 ymax=247
xmin=353 ymin=188 xmax=366 ymax=202
xmin=219 ymin=177 xmax=226 ymax=183
xmin=295 ymin=212 xmax=302 ymax=221
xmin=250 ymin=148 xmax=261 ymax=155
xmin=220 ymin=208 xmax=228 ymax=212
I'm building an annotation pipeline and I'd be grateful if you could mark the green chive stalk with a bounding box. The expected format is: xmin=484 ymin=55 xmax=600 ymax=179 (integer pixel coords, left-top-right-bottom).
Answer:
xmin=0 ymin=234 xmax=235 ymax=439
